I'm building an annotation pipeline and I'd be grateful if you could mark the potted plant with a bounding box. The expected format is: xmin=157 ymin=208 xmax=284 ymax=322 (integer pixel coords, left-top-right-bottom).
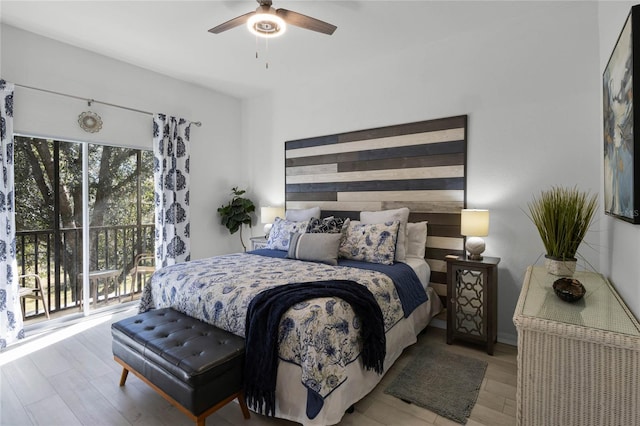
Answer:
xmin=527 ymin=186 xmax=597 ymax=276
xmin=217 ymin=187 xmax=256 ymax=251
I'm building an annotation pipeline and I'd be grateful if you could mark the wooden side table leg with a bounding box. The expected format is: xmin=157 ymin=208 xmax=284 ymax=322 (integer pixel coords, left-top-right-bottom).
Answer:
xmin=487 ymin=340 xmax=495 ymax=356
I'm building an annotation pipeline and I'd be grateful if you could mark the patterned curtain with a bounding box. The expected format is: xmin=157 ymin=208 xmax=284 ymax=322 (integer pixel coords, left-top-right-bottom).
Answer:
xmin=152 ymin=114 xmax=191 ymax=268
xmin=0 ymin=80 xmax=23 ymax=348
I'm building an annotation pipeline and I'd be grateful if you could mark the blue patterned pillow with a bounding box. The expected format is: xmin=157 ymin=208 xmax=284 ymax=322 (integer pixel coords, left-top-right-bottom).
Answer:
xmin=338 ymin=220 xmax=400 ymax=265
xmin=266 ymin=217 xmax=310 ymax=251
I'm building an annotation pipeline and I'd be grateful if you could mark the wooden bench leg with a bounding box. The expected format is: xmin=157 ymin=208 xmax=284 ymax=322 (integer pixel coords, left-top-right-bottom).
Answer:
xmin=119 ymin=368 xmax=129 ymax=386
xmin=115 ymin=356 xmax=249 ymax=425
xmin=237 ymin=391 xmax=250 ymax=419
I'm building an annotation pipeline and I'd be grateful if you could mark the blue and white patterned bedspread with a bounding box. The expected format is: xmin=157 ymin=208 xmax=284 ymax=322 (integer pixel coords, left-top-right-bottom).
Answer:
xmin=138 ymin=252 xmax=409 ymax=402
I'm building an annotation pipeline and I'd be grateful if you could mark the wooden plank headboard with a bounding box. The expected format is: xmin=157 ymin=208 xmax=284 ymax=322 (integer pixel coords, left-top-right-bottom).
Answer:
xmin=284 ymin=115 xmax=467 ymax=297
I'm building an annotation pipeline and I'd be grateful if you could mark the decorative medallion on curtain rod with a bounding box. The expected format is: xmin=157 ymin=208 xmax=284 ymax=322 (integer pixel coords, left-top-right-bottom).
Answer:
xmin=78 ymin=100 xmax=103 ymax=133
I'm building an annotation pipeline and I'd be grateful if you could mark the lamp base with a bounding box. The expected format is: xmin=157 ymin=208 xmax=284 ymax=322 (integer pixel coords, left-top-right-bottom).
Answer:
xmin=264 ymin=223 xmax=273 ymax=238
xmin=465 ymin=236 xmax=486 ymax=261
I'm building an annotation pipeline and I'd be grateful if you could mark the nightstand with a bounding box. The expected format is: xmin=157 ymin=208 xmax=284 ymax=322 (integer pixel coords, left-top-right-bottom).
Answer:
xmin=250 ymin=236 xmax=268 ymax=250
xmin=446 ymin=255 xmax=500 ymax=355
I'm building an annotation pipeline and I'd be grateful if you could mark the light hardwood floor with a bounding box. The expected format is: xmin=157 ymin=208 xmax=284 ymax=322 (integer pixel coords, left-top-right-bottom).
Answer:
xmin=1 ymin=308 xmax=517 ymax=426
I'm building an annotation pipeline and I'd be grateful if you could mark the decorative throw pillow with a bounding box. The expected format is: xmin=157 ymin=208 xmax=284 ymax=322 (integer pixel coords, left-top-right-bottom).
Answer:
xmin=306 ymin=216 xmax=350 ymax=234
xmin=287 ymin=232 xmax=342 ymax=265
xmin=338 ymin=220 xmax=400 ymax=265
xmin=266 ymin=217 xmax=310 ymax=251
xmin=360 ymin=208 xmax=410 ymax=262
xmin=285 ymin=207 xmax=321 ymax=222
xmin=405 ymin=221 xmax=428 ymax=259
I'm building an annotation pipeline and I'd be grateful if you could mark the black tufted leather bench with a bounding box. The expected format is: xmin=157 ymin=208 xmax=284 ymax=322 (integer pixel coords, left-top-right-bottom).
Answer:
xmin=111 ymin=308 xmax=250 ymax=426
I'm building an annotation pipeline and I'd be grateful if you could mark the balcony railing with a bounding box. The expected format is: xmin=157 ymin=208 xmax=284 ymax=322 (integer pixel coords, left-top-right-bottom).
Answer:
xmin=17 ymin=224 xmax=154 ymax=319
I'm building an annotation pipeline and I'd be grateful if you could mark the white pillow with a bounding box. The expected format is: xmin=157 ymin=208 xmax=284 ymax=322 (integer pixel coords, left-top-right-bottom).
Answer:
xmin=405 ymin=221 xmax=428 ymax=259
xmin=285 ymin=207 xmax=321 ymax=222
xmin=360 ymin=208 xmax=410 ymax=261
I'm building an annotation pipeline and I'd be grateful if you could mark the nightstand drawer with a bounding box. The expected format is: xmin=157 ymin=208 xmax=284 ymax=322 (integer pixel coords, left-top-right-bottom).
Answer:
xmin=250 ymin=236 xmax=268 ymax=250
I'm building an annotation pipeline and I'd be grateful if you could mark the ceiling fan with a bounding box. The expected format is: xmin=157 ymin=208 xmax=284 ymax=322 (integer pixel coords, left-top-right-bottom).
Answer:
xmin=208 ymin=0 xmax=337 ymax=38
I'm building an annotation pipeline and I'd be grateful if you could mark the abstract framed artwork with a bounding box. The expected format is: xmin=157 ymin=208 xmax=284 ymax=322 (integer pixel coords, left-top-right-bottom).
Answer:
xmin=603 ymin=5 xmax=640 ymax=224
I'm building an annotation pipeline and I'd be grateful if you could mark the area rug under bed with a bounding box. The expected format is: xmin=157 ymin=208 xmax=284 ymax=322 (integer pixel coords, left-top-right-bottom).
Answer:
xmin=384 ymin=344 xmax=488 ymax=424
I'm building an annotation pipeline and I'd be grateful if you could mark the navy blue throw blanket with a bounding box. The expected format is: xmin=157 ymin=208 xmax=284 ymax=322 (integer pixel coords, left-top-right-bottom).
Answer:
xmin=249 ymin=249 xmax=428 ymax=317
xmin=244 ymin=280 xmax=386 ymax=419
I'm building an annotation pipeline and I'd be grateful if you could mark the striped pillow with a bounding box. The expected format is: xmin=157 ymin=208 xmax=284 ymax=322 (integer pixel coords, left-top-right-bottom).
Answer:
xmin=287 ymin=232 xmax=342 ymax=265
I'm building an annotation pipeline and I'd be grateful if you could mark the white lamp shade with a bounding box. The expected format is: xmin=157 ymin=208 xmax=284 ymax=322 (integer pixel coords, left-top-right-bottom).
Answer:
xmin=261 ymin=206 xmax=285 ymax=224
xmin=460 ymin=209 xmax=490 ymax=237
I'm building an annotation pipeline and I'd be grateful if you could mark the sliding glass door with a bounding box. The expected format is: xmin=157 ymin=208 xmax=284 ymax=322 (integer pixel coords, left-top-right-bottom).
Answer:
xmin=15 ymin=136 xmax=154 ymax=323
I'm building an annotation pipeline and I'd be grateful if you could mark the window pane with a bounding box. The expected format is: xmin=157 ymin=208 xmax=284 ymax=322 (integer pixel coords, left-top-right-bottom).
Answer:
xmin=15 ymin=136 xmax=154 ymax=321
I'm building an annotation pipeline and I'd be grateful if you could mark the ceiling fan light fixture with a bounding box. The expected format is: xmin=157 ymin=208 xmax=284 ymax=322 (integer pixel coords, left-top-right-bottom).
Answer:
xmin=247 ymin=13 xmax=286 ymax=38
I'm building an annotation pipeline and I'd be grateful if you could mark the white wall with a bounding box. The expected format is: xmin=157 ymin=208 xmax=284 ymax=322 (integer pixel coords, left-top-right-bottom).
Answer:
xmin=598 ymin=2 xmax=640 ymax=319
xmin=243 ymin=1 xmax=602 ymax=344
xmin=1 ymin=24 xmax=247 ymax=258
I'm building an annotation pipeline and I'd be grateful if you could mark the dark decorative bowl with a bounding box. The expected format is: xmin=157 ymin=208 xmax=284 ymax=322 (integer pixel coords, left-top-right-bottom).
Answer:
xmin=552 ymin=278 xmax=586 ymax=303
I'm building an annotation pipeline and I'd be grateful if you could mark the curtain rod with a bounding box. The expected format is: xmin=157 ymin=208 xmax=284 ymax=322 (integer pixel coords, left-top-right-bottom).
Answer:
xmin=14 ymin=83 xmax=202 ymax=127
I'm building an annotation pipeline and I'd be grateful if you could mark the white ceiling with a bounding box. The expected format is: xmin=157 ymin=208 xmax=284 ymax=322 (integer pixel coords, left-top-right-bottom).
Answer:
xmin=0 ymin=1 xmax=534 ymax=99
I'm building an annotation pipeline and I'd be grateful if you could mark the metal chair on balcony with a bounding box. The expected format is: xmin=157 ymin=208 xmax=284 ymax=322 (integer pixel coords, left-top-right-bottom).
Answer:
xmin=18 ymin=274 xmax=50 ymax=320
xmin=128 ymin=253 xmax=155 ymax=301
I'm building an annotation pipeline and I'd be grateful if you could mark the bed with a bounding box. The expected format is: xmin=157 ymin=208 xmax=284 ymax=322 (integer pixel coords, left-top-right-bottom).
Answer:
xmin=139 ymin=214 xmax=441 ymax=425
xmin=141 ymin=115 xmax=466 ymax=425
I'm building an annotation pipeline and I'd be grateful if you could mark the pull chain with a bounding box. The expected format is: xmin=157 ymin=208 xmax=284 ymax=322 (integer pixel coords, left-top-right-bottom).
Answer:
xmin=253 ymin=35 xmax=270 ymax=70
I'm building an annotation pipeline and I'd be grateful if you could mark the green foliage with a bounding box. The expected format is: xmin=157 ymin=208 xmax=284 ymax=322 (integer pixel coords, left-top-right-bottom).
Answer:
xmin=15 ymin=137 xmax=154 ymax=232
xmin=527 ymin=186 xmax=598 ymax=259
xmin=217 ymin=187 xmax=255 ymax=251
xmin=15 ymin=136 xmax=155 ymax=284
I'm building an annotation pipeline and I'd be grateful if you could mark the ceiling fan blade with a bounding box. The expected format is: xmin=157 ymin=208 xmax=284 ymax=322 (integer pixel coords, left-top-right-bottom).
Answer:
xmin=208 ymin=11 xmax=255 ymax=34
xmin=276 ymin=9 xmax=337 ymax=35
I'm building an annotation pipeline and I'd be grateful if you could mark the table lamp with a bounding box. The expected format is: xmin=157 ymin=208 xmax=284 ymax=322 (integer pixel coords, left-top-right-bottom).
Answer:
xmin=261 ymin=206 xmax=285 ymax=237
xmin=461 ymin=209 xmax=489 ymax=260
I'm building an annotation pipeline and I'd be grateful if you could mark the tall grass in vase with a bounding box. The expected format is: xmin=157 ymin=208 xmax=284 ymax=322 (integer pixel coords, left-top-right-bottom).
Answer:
xmin=527 ymin=186 xmax=597 ymax=276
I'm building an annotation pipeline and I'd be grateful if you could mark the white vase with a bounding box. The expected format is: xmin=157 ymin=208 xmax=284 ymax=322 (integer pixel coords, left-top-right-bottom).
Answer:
xmin=544 ymin=256 xmax=577 ymax=276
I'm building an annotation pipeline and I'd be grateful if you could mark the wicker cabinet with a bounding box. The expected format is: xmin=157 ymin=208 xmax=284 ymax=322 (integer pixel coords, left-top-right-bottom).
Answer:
xmin=513 ymin=266 xmax=640 ymax=426
xmin=446 ymin=256 xmax=500 ymax=355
